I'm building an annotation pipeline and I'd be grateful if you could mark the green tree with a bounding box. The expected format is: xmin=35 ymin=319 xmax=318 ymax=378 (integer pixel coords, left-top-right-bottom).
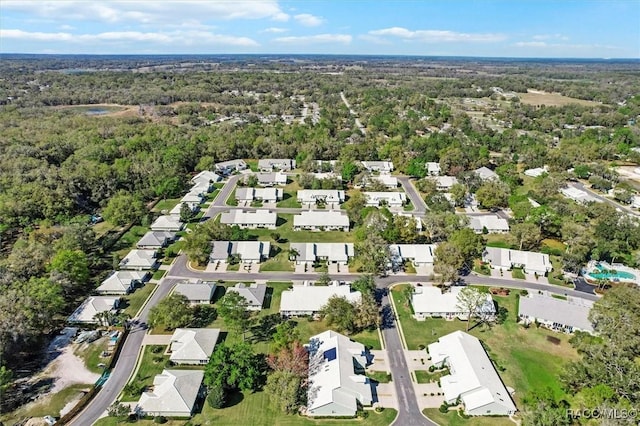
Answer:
xmin=351 ymin=275 xmax=376 ymax=296
xmin=271 ymin=320 xmax=300 ymax=352
xmin=509 ymin=222 xmax=542 ymax=251
xmin=354 ymin=293 xmax=380 ymax=331
xmin=265 ymin=371 xmax=303 ymax=414
xmin=179 ymin=203 xmax=196 ymax=223
xmin=182 ymin=230 xmax=212 ymax=266
xmin=204 ymin=343 xmax=265 ymax=392
xmin=455 ymin=287 xmax=487 ymax=331
xmin=343 ymin=191 xmax=367 ymax=225
xmin=102 ymin=191 xmax=147 ymax=226
xmin=448 ymin=228 xmax=485 ymax=269
xmin=218 ymin=291 xmax=250 ymax=340
xmin=0 ymin=365 xmax=13 ymax=399
xmin=433 ymin=242 xmax=464 ymax=285
xmin=355 ymin=233 xmax=390 ymax=275
xmin=341 ymin=161 xmax=359 ymax=182
xmin=107 ymin=401 xmax=130 ymax=422
xmin=316 ymin=271 xmax=332 ymax=286
xmin=49 ymin=249 xmax=90 ymax=295
xmin=148 ymin=294 xmax=193 ymax=330
xmin=206 ymin=386 xmax=226 ymax=408
xmin=320 ymin=296 xmax=357 ymax=334
xmin=405 ymin=159 xmax=426 ymax=178
xmin=449 ymin=183 xmax=468 ymax=207
xmin=475 ymin=181 xmax=510 ymax=210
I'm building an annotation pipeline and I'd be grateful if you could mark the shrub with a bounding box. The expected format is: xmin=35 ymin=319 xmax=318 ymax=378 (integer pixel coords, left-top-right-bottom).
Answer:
xmin=375 ymin=406 xmax=385 ymax=413
xmin=418 ymin=344 xmax=425 ymax=350
xmin=439 ymin=402 xmax=449 ymax=413
xmin=428 ymin=365 xmax=435 ymax=372
xmin=154 ymin=416 xmax=167 ymax=424
xmin=207 ymin=386 xmax=226 ymax=409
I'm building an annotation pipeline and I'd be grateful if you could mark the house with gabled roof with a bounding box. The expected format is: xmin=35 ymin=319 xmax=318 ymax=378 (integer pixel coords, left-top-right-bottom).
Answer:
xmin=280 ymin=282 xmax=361 ymax=317
xmin=482 ymin=247 xmax=552 ymax=276
xmin=173 ymin=280 xmax=216 ymax=305
xmin=215 ymin=159 xmax=247 ymax=175
xmin=150 ymin=215 xmax=184 ymax=232
xmin=363 ymin=192 xmax=406 ymax=207
xmin=209 ymin=241 xmax=271 ymax=264
xmin=293 ymin=211 xmax=349 ymax=232
xmin=518 ymin=291 xmax=594 ymax=334
xmin=361 ymin=161 xmax=394 ymax=173
xmin=191 ymin=170 xmax=222 ymax=188
xmin=96 ymin=270 xmax=148 ymax=295
xmin=426 ymin=162 xmax=441 ymax=176
xmin=468 ymin=215 xmax=510 ymax=234
xmin=306 ymin=330 xmax=372 ymax=417
xmin=412 ymin=286 xmax=495 ymax=321
xmin=475 ymin=166 xmax=499 ymax=181
xmin=68 ymin=296 xmax=120 ymax=323
xmin=258 ymin=158 xmax=296 ymax=172
xmin=119 ymin=249 xmax=158 ymax=271
xmin=256 ymin=172 xmax=288 ymax=187
xmin=389 ymin=244 xmax=437 ymax=267
xmin=168 ymin=328 xmax=220 ymax=365
xmin=297 ymin=190 xmax=346 ymax=205
xmin=235 ymin=187 xmax=283 ymax=203
xmin=226 ymin=282 xmax=267 ymax=311
xmin=136 ymin=369 xmax=205 ymax=417
xmin=136 ymin=231 xmax=176 ymax=249
xmin=220 ymin=209 xmax=277 ymax=229
xmin=289 ymin=243 xmax=354 ymax=266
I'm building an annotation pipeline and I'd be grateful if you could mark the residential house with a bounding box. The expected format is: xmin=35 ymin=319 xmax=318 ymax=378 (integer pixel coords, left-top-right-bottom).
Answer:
xmin=394 ymin=212 xmax=423 ymax=231
xmin=370 ymin=174 xmax=398 ymax=189
xmin=363 ymin=192 xmax=406 ymax=207
xmin=293 ymin=211 xmax=350 ymax=232
xmin=168 ymin=328 xmax=220 ymax=365
xmin=256 ymin=172 xmax=287 ymax=186
xmin=518 ymin=291 xmax=594 ymax=334
xmin=289 ymin=243 xmax=355 ymax=265
xmin=306 ymin=330 xmax=373 ymax=417
xmin=524 ymin=166 xmax=548 ymax=178
xmin=432 ymin=176 xmax=458 ymax=191
xmin=426 ymin=162 xmax=441 ymax=176
xmin=173 ymin=280 xmax=216 ymax=305
xmin=220 ymin=210 xmax=277 ymax=229
xmin=389 ymin=244 xmax=437 ymax=267
xmin=235 ymin=187 xmax=283 ymax=203
xmin=150 ymin=215 xmax=184 ymax=232
xmin=482 ymin=247 xmax=552 ymax=275
xmin=428 ymin=331 xmax=517 ymax=416
xmin=215 ymin=159 xmax=247 ymax=175
xmin=191 ymin=170 xmax=222 ymax=188
xmin=475 ymin=166 xmax=499 ymax=181
xmin=96 ymin=271 xmax=148 ymax=295
xmin=468 ymin=215 xmax=510 ymax=234
xmin=560 ymin=186 xmax=602 ymax=204
xmin=136 ymin=369 xmax=205 ymax=417
xmin=179 ymin=191 xmax=205 ymax=205
xmin=361 ymin=161 xmax=394 ymax=173
xmin=412 ymin=286 xmax=495 ymax=321
xmin=280 ymin=282 xmax=361 ymax=316
xmin=312 ymin=172 xmax=342 ymax=181
xmin=209 ymin=241 xmax=271 ymax=264
xmin=258 ymin=158 xmax=296 ymax=172
xmin=226 ymin=283 xmax=267 ymax=311
xmin=169 ymin=201 xmax=199 ymax=217
xmin=136 ymin=231 xmax=176 ymax=249
xmin=119 ymin=250 xmax=158 ymax=271
xmin=68 ymin=296 xmax=120 ymax=323
xmin=631 ymin=195 xmax=640 ymax=209
xmin=297 ymin=189 xmax=346 ymax=206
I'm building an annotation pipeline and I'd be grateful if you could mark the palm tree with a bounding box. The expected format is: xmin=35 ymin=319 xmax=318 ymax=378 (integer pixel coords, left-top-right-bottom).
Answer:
xmin=288 ymin=248 xmax=300 ymax=261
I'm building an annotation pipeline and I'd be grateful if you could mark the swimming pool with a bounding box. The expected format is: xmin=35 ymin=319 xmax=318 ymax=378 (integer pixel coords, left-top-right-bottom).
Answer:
xmin=588 ymin=264 xmax=636 ymax=281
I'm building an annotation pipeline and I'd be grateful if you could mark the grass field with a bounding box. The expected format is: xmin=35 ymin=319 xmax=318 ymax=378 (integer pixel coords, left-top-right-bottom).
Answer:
xmin=121 ymin=345 xmax=168 ymax=401
xmin=122 ymin=283 xmax=156 ymax=317
xmin=247 ymin=214 xmax=355 ymax=244
xmin=518 ymin=91 xmax=602 ymax=107
xmin=390 ymin=284 xmax=578 ymax=406
xmin=277 ymin=191 xmax=303 ymax=208
xmin=113 ymin=225 xmax=149 ymax=258
xmin=511 ymin=268 xmax=526 ymax=279
xmin=259 ymin=243 xmax=295 ymax=272
xmin=152 ymin=269 xmax=166 ymax=280
xmin=423 ymin=408 xmax=514 ymax=426
xmin=152 ymin=198 xmax=181 ymax=213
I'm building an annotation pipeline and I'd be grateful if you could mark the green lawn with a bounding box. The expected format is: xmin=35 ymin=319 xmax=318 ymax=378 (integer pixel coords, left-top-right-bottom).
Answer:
xmin=226 ymin=188 xmax=238 ymax=206
xmin=276 ymin=191 xmax=302 ymax=208
xmin=122 ymin=283 xmax=157 ymax=317
xmin=367 ymin=371 xmax=392 ymax=383
xmin=423 ymin=409 xmax=514 ymax=426
xmin=484 ymin=234 xmax=512 ymax=249
xmin=247 ymin=214 xmax=355 ymax=244
xmin=391 ymin=285 xmax=578 ymax=407
xmin=76 ymin=336 xmax=110 ymax=374
xmin=121 ymin=345 xmax=168 ymax=401
xmin=153 ymin=198 xmax=181 ymax=213
xmin=152 ymin=269 xmax=166 ymax=280
xmin=511 ymin=268 xmax=526 ymax=279
xmin=259 ymin=243 xmax=294 ymax=272
xmin=112 ymin=225 xmax=149 ymax=257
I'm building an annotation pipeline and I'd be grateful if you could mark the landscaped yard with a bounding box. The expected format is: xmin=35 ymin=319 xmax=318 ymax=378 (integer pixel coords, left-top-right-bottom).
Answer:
xmin=423 ymin=408 xmax=514 ymax=426
xmin=247 ymin=214 xmax=355 ymax=244
xmin=259 ymin=242 xmax=295 ymax=272
xmin=120 ymin=345 xmax=168 ymax=401
xmin=390 ymin=284 xmax=578 ymax=406
xmin=367 ymin=371 xmax=392 ymax=383
xmin=112 ymin=225 xmax=149 ymax=258
xmin=511 ymin=267 xmax=525 ymax=279
xmin=276 ymin=191 xmax=303 ymax=208
xmin=122 ymin=283 xmax=157 ymax=317
xmin=152 ymin=198 xmax=181 ymax=213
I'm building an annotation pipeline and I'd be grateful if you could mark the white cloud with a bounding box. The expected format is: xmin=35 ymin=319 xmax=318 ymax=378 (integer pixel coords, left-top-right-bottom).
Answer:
xmin=293 ymin=13 xmax=324 ymax=27
xmin=514 ymin=41 xmax=548 ymax=48
xmin=274 ymin=33 xmax=351 ymax=44
xmin=513 ymin=40 xmax=622 ymax=51
xmin=532 ymin=34 xmax=569 ymax=41
xmin=368 ymin=27 xmax=506 ymax=43
xmin=262 ymin=27 xmax=288 ymax=33
xmin=0 ymin=28 xmax=259 ymax=47
xmin=1 ymin=1 xmax=289 ymax=24
xmin=59 ymin=24 xmax=75 ymax=30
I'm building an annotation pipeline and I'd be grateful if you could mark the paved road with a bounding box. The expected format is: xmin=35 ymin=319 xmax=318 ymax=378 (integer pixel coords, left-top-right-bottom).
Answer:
xmin=67 ymin=278 xmax=180 ymax=426
xmin=398 ymin=177 xmax=427 ymax=215
xmin=571 ymin=182 xmax=639 ymax=217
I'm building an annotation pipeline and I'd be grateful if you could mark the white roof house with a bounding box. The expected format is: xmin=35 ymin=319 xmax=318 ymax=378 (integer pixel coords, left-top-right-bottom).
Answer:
xmin=169 ymin=328 xmax=220 ymax=365
xmin=68 ymin=296 xmax=120 ymax=323
xmin=289 ymin=243 xmax=355 ymax=265
xmin=169 ymin=201 xmax=200 ymax=217
xmin=173 ymin=280 xmax=216 ymax=305
xmin=468 ymin=215 xmax=510 ymax=234
xmin=136 ymin=369 xmax=205 ymax=417
xmin=137 ymin=231 xmax=176 ymax=249
xmin=389 ymin=244 xmax=437 ymax=266
xmin=518 ymin=291 xmax=594 ymax=334
xmin=220 ymin=210 xmax=277 ymax=229
xmin=226 ymin=282 xmax=267 ymax=311
xmin=560 ymin=186 xmax=602 ymax=204
xmin=361 ymin=161 xmax=394 ymax=173
xmin=280 ymin=282 xmax=361 ymax=316
xmin=524 ymin=166 xmax=548 ymax=178
xmin=483 ymin=247 xmax=552 ymax=275
xmin=370 ymin=174 xmax=398 ymax=189
xmin=210 ymin=241 xmax=271 ymax=264
xmin=293 ymin=211 xmax=350 ymax=232
xmin=426 ymin=162 xmax=441 ymax=176
xmin=235 ymin=187 xmax=283 ymax=203
xmin=180 ymin=191 xmax=205 ymax=205
xmin=631 ymin=195 xmax=640 ymax=209
xmin=96 ymin=271 xmax=148 ymax=295
xmin=119 ymin=249 xmax=158 ymax=270
xmin=312 ymin=172 xmax=342 ymax=181
xmin=428 ymin=331 xmax=517 ymax=416
xmin=432 ymin=176 xmax=459 ymax=191
xmin=363 ymin=192 xmax=407 ymax=207
xmin=306 ymin=330 xmax=373 ymax=417
xmin=191 ymin=170 xmax=222 ymax=187
xmin=297 ymin=190 xmax=346 ymax=205
xmin=411 ymin=286 xmax=495 ymax=321
xmin=215 ymin=159 xmax=247 ymax=175
xmin=258 ymin=158 xmax=296 ymax=172
xmin=256 ymin=172 xmax=287 ymax=186
xmin=150 ymin=215 xmax=184 ymax=232
xmin=475 ymin=166 xmax=499 ymax=181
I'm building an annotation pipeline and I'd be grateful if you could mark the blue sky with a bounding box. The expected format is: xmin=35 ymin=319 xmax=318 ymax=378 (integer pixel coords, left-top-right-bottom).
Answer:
xmin=1 ymin=1 xmax=638 ymax=58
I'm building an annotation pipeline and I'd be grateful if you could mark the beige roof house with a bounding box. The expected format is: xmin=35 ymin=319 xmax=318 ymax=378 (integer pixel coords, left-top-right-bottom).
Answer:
xmin=169 ymin=328 xmax=220 ymax=364
xmin=293 ymin=211 xmax=349 ymax=232
xmin=136 ymin=369 xmax=205 ymax=417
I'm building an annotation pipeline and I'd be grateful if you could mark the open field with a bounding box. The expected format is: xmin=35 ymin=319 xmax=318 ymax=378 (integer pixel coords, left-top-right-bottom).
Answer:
xmin=518 ymin=90 xmax=602 ymax=107
xmin=391 ymin=285 xmax=578 ymax=405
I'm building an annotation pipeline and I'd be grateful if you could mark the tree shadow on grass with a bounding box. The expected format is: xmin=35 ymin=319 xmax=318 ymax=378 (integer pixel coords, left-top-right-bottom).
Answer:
xmin=224 ymin=390 xmax=245 ymax=408
xmin=262 ymin=287 xmax=274 ymax=309
xmin=248 ymin=314 xmax=282 ymax=343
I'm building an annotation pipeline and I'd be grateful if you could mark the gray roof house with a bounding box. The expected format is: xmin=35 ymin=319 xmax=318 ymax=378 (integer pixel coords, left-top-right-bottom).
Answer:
xmin=412 ymin=286 xmax=495 ymax=321
xmin=136 ymin=231 xmax=176 ymax=249
xmin=150 ymin=215 xmax=184 ymax=232
xmin=361 ymin=161 xmax=394 ymax=173
xmin=68 ymin=296 xmax=120 ymax=323
xmin=280 ymin=282 xmax=361 ymax=317
xmin=226 ymin=283 xmax=267 ymax=311
xmin=169 ymin=328 xmax=220 ymax=365
xmin=173 ymin=280 xmax=216 ymax=305
xmin=191 ymin=170 xmax=222 ymax=188
xmin=306 ymin=330 xmax=373 ymax=417
xmin=297 ymin=190 xmax=346 ymax=205
xmin=220 ymin=210 xmax=277 ymax=229
xmin=469 ymin=215 xmax=510 ymax=234
xmin=136 ymin=369 xmax=205 ymax=417
xmin=293 ymin=211 xmax=350 ymax=232
xmin=258 ymin=158 xmax=296 ymax=172
xmin=119 ymin=249 xmax=158 ymax=271
xmin=389 ymin=244 xmax=436 ymax=267
xmin=96 ymin=270 xmax=148 ymax=295
xmin=363 ymin=192 xmax=406 ymax=207
xmin=215 ymin=159 xmax=247 ymax=175
xmin=235 ymin=187 xmax=283 ymax=203
xmin=426 ymin=162 xmax=441 ymax=176
xmin=482 ymin=247 xmax=552 ymax=276
xmin=369 ymin=174 xmax=398 ymax=189
xmin=518 ymin=291 xmax=595 ymax=334
xmin=475 ymin=166 xmax=499 ymax=181
xmin=432 ymin=176 xmax=459 ymax=191
xmin=428 ymin=331 xmax=517 ymax=416
xmin=210 ymin=241 xmax=271 ymax=264
xmin=256 ymin=172 xmax=288 ymax=186
xmin=289 ymin=243 xmax=354 ymax=265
